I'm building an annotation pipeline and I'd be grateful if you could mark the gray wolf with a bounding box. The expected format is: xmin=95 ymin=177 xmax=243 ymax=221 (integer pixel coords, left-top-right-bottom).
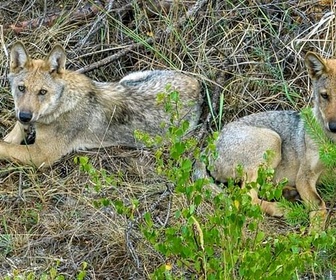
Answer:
xmin=196 ymin=52 xmax=336 ymax=229
xmin=2 ymin=41 xmax=202 ymax=167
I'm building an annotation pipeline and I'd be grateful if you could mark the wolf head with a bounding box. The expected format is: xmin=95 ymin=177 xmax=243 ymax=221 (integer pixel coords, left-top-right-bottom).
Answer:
xmin=305 ymin=52 xmax=336 ymax=135
xmin=8 ymin=41 xmax=67 ymax=124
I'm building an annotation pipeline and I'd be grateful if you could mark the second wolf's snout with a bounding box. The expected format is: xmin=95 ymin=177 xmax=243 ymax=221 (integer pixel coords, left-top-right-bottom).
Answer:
xmin=328 ymin=121 xmax=336 ymax=133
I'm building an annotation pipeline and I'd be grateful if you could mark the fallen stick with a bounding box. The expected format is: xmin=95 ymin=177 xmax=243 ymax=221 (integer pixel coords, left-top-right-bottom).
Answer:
xmin=7 ymin=1 xmax=104 ymax=34
xmin=76 ymin=38 xmax=154 ymax=74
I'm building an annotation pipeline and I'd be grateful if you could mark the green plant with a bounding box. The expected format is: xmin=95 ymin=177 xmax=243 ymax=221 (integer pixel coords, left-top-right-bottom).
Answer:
xmin=142 ymin=149 xmax=335 ymax=279
xmin=77 ymin=90 xmax=336 ymax=279
xmin=0 ymin=234 xmax=12 ymax=256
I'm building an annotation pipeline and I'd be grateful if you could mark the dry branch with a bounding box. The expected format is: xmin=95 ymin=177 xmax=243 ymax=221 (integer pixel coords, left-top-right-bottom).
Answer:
xmin=6 ymin=1 xmax=104 ymax=34
xmin=76 ymin=38 xmax=154 ymax=74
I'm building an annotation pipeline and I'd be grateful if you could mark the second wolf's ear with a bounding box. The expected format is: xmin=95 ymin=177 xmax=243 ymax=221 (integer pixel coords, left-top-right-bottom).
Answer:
xmin=305 ymin=52 xmax=327 ymax=80
xmin=47 ymin=45 xmax=66 ymax=74
xmin=10 ymin=41 xmax=29 ymax=73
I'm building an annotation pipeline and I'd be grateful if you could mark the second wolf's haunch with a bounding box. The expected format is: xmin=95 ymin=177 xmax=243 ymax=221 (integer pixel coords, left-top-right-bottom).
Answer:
xmin=2 ymin=42 xmax=202 ymax=167
xmin=197 ymin=51 xmax=336 ymax=230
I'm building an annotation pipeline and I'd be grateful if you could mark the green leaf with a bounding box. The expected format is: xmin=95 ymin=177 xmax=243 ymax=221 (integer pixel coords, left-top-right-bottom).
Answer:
xmin=255 ymin=231 xmax=265 ymax=242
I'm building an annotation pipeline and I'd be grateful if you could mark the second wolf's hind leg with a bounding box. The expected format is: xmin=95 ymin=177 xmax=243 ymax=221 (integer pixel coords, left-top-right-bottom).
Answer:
xmin=212 ymin=125 xmax=284 ymax=217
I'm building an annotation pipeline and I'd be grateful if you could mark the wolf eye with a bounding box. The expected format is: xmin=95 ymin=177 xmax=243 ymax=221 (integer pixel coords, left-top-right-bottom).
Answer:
xmin=18 ymin=85 xmax=25 ymax=92
xmin=320 ymin=92 xmax=328 ymax=100
xmin=39 ymin=89 xmax=47 ymax=96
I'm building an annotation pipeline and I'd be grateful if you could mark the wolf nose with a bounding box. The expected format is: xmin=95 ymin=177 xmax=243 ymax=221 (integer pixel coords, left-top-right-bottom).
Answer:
xmin=328 ymin=122 xmax=336 ymax=133
xmin=18 ymin=112 xmax=33 ymax=123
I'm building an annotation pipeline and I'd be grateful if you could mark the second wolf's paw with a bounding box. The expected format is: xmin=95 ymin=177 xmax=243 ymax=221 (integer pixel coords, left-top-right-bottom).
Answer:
xmin=270 ymin=206 xmax=284 ymax=218
xmin=309 ymin=208 xmax=327 ymax=233
xmin=261 ymin=201 xmax=284 ymax=217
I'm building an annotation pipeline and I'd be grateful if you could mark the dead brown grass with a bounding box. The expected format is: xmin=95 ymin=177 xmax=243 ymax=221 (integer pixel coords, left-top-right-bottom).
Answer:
xmin=0 ymin=0 xmax=336 ymax=279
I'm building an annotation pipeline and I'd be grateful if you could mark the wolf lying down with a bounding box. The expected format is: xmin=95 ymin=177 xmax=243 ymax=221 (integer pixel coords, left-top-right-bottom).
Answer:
xmin=2 ymin=42 xmax=202 ymax=167
xmin=196 ymin=51 xmax=336 ymax=230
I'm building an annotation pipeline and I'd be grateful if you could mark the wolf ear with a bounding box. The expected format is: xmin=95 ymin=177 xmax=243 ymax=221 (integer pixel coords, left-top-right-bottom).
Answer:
xmin=305 ymin=52 xmax=327 ymax=80
xmin=10 ymin=41 xmax=29 ymax=73
xmin=47 ymin=45 xmax=66 ymax=74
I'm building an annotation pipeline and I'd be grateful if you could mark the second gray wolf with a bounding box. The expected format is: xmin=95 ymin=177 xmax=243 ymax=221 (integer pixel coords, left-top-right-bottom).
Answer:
xmin=197 ymin=51 xmax=336 ymax=230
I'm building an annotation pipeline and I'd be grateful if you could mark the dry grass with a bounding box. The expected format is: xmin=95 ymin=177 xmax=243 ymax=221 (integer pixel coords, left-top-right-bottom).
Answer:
xmin=0 ymin=0 xmax=336 ymax=279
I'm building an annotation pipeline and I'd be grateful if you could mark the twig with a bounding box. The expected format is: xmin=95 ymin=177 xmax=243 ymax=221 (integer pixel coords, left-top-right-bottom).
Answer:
xmin=6 ymin=1 xmax=104 ymax=34
xmin=77 ymin=0 xmax=115 ymax=48
xmin=196 ymin=79 xmax=222 ymax=143
xmin=180 ymin=0 xmax=208 ymax=27
xmin=18 ymin=171 xmax=24 ymax=201
xmin=0 ymin=25 xmax=8 ymax=59
xmin=155 ymin=192 xmax=173 ymax=227
xmin=0 ymin=25 xmax=8 ymax=87
xmin=76 ymin=38 xmax=154 ymax=73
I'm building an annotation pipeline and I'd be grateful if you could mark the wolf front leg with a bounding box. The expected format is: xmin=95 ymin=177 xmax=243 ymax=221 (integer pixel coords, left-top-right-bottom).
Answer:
xmin=248 ymin=188 xmax=285 ymax=217
xmin=3 ymin=121 xmax=27 ymax=144
xmin=295 ymin=168 xmax=326 ymax=231
xmin=0 ymin=141 xmax=63 ymax=167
